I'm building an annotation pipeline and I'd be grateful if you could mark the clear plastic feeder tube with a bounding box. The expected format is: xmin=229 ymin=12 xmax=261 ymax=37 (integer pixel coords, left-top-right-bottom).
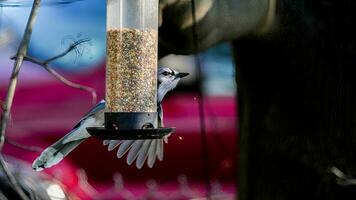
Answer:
xmin=106 ymin=0 xmax=158 ymax=113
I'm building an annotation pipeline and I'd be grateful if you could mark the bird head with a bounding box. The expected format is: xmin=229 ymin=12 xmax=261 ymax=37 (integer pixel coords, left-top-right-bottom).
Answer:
xmin=157 ymin=67 xmax=189 ymax=103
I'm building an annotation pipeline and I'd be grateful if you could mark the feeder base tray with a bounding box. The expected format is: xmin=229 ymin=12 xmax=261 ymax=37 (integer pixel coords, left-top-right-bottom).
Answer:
xmin=86 ymin=127 xmax=175 ymax=140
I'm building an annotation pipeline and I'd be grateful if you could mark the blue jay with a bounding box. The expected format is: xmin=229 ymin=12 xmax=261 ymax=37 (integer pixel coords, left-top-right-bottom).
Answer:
xmin=32 ymin=67 xmax=189 ymax=171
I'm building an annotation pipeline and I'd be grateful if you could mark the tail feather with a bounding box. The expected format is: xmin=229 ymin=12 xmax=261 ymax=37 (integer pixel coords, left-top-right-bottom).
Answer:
xmin=32 ymin=138 xmax=84 ymax=171
xmin=32 ymin=127 xmax=90 ymax=171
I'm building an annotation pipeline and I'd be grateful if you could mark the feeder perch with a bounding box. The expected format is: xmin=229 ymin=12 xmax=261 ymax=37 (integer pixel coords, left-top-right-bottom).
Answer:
xmin=87 ymin=0 xmax=174 ymax=140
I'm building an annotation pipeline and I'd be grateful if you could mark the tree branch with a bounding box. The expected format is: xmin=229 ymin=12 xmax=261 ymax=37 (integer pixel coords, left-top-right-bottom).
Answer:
xmin=45 ymin=38 xmax=90 ymax=64
xmin=0 ymin=100 xmax=4 ymax=116
xmin=0 ymin=102 xmax=3 ymax=127
xmin=0 ymin=0 xmax=41 ymax=149
xmin=41 ymin=62 xmax=97 ymax=105
xmin=0 ymin=0 xmax=41 ymax=199
xmin=11 ymin=39 xmax=97 ymax=105
xmin=1 ymin=1 xmax=94 ymax=199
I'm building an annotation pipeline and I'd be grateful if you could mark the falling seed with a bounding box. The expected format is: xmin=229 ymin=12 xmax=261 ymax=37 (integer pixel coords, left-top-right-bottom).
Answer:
xmin=106 ymin=28 xmax=158 ymax=112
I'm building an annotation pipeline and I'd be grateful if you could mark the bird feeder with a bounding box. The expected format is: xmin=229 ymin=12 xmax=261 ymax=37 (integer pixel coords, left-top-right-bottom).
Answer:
xmin=87 ymin=0 xmax=174 ymax=139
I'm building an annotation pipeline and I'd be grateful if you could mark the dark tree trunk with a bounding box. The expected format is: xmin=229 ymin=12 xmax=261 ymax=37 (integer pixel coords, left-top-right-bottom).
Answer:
xmin=235 ymin=1 xmax=356 ymax=199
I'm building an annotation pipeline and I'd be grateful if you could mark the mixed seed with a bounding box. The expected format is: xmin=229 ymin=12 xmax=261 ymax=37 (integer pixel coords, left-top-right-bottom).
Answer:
xmin=106 ymin=28 xmax=158 ymax=112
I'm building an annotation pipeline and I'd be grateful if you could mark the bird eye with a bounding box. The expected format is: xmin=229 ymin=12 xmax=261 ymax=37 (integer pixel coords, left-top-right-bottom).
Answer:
xmin=162 ymin=71 xmax=170 ymax=76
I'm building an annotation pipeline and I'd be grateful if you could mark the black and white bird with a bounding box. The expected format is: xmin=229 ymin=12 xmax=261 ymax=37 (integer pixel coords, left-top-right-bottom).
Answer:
xmin=32 ymin=67 xmax=189 ymax=171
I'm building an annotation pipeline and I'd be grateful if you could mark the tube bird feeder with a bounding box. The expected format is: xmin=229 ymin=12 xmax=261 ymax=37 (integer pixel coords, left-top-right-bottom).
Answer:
xmin=87 ymin=0 xmax=174 ymax=139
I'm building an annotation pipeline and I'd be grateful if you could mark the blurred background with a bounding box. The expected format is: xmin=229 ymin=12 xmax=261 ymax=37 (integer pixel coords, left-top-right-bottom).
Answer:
xmin=0 ymin=0 xmax=237 ymax=199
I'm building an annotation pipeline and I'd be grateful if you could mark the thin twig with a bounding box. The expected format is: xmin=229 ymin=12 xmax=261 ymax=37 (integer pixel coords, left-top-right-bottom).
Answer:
xmin=5 ymin=139 xmax=43 ymax=152
xmin=0 ymin=0 xmax=41 ymax=199
xmin=0 ymin=100 xmax=12 ymax=127
xmin=0 ymin=0 xmax=40 ymax=149
xmin=0 ymin=100 xmax=4 ymax=111
xmin=9 ymin=38 xmax=90 ymax=64
xmin=45 ymin=38 xmax=90 ymax=64
xmin=42 ymin=63 xmax=97 ymax=105
xmin=0 ymin=100 xmax=4 ymax=119
xmin=11 ymin=39 xmax=97 ymax=105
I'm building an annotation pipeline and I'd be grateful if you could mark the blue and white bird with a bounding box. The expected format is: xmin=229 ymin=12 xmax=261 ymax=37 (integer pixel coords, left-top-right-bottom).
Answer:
xmin=32 ymin=67 xmax=189 ymax=171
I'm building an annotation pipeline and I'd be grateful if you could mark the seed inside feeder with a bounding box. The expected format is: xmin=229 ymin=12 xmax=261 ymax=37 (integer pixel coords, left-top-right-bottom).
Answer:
xmin=106 ymin=28 xmax=158 ymax=112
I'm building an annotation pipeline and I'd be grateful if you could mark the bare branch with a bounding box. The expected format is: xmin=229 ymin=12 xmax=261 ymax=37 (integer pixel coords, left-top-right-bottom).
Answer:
xmin=45 ymin=38 xmax=90 ymax=64
xmin=43 ymin=63 xmax=97 ymax=105
xmin=1 ymin=2 xmax=92 ymax=199
xmin=0 ymin=100 xmax=3 ymax=127
xmin=11 ymin=39 xmax=98 ymax=105
xmin=5 ymin=139 xmax=43 ymax=153
xmin=0 ymin=99 xmax=4 ymax=113
xmin=0 ymin=0 xmax=41 ymax=199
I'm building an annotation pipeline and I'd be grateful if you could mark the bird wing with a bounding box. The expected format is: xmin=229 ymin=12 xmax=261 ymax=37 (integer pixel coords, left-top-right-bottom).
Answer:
xmin=117 ymin=140 xmax=135 ymax=158
xmin=102 ymin=102 xmax=167 ymax=168
xmin=62 ymin=100 xmax=105 ymax=143
xmin=107 ymin=140 xmax=122 ymax=151
xmin=136 ymin=140 xmax=153 ymax=169
xmin=33 ymin=100 xmax=106 ymax=171
xmin=127 ymin=140 xmax=145 ymax=165
xmin=72 ymin=100 xmax=105 ymax=130
xmin=147 ymin=140 xmax=158 ymax=168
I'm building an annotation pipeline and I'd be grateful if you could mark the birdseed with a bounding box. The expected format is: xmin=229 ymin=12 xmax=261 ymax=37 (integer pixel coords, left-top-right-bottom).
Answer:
xmin=106 ymin=28 xmax=157 ymax=112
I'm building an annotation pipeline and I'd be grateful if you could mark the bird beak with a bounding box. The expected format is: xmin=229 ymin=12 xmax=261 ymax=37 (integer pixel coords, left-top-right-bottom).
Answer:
xmin=176 ymin=72 xmax=189 ymax=78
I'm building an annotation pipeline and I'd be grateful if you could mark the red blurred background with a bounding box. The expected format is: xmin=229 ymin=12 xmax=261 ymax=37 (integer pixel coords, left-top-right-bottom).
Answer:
xmin=1 ymin=59 xmax=238 ymax=199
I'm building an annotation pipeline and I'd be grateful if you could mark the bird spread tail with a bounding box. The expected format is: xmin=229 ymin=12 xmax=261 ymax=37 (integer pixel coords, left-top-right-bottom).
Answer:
xmin=103 ymin=138 xmax=165 ymax=169
xmin=32 ymin=136 xmax=85 ymax=171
